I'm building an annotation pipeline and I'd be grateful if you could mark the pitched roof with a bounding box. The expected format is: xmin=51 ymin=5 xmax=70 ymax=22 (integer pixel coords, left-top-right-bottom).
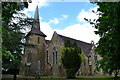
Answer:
xmin=58 ymin=34 xmax=92 ymax=56
xmin=29 ymin=27 xmax=46 ymax=37
xmin=26 ymin=6 xmax=46 ymax=37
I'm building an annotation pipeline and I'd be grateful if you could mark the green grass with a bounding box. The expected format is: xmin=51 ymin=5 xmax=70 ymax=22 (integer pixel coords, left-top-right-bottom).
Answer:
xmin=2 ymin=75 xmax=13 ymax=78
xmin=77 ymin=75 xmax=115 ymax=78
xmin=2 ymin=75 xmax=120 ymax=80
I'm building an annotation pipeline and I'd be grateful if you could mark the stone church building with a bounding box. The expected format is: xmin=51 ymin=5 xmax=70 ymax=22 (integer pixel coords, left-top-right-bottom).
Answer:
xmin=20 ymin=6 xmax=100 ymax=77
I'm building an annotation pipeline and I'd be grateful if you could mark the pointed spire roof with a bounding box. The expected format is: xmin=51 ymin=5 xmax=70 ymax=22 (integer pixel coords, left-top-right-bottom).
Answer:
xmin=27 ymin=5 xmax=46 ymax=37
xmin=34 ymin=5 xmax=39 ymax=20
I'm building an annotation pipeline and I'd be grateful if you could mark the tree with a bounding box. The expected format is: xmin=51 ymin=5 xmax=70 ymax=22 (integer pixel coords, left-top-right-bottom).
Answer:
xmin=86 ymin=1 xmax=120 ymax=79
xmin=2 ymin=2 xmax=33 ymax=80
xmin=0 ymin=5 xmax=2 ymax=80
xmin=59 ymin=40 xmax=82 ymax=79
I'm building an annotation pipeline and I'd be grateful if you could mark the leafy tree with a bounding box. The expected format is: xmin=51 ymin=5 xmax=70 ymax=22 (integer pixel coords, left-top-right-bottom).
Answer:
xmin=59 ymin=40 xmax=82 ymax=79
xmin=2 ymin=2 xmax=33 ymax=80
xmin=86 ymin=1 xmax=120 ymax=79
xmin=0 ymin=3 xmax=2 ymax=79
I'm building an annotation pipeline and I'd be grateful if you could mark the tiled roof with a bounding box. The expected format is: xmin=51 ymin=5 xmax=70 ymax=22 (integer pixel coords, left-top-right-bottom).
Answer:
xmin=30 ymin=27 xmax=46 ymax=37
xmin=58 ymin=34 xmax=92 ymax=56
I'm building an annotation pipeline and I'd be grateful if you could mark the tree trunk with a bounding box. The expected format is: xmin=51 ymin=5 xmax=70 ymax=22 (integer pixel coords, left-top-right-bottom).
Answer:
xmin=114 ymin=70 xmax=119 ymax=79
xmin=13 ymin=69 xmax=17 ymax=80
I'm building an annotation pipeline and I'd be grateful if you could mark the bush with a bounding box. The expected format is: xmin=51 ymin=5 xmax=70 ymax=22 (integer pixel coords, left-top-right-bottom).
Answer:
xmin=59 ymin=40 xmax=82 ymax=79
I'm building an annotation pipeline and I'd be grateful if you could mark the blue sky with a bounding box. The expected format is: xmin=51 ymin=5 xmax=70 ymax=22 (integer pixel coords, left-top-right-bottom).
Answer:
xmin=27 ymin=2 xmax=97 ymax=30
xmin=23 ymin=1 xmax=99 ymax=43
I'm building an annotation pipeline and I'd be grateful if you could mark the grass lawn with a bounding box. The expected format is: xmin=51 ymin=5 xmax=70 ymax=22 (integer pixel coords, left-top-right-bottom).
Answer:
xmin=2 ymin=75 xmax=120 ymax=80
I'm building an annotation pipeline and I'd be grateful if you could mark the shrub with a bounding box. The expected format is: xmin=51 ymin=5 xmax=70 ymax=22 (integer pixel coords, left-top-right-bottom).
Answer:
xmin=59 ymin=40 xmax=82 ymax=78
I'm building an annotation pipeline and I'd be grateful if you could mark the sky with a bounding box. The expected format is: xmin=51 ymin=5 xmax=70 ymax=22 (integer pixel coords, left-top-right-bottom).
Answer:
xmin=22 ymin=0 xmax=100 ymax=44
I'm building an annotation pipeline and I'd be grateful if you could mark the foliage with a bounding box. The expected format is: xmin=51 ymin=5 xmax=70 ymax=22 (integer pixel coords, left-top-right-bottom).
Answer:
xmin=2 ymin=2 xmax=33 ymax=80
xmin=59 ymin=40 xmax=82 ymax=79
xmin=79 ymin=51 xmax=86 ymax=62
xmin=85 ymin=1 xmax=120 ymax=78
xmin=2 ymin=75 xmax=118 ymax=80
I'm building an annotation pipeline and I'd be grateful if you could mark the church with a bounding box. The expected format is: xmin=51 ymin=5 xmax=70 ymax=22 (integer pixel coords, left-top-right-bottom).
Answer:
xmin=20 ymin=6 xmax=101 ymax=77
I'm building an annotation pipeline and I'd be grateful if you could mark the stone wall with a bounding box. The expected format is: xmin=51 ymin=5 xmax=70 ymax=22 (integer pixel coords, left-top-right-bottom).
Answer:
xmin=46 ymin=32 xmax=66 ymax=77
xmin=20 ymin=34 xmax=46 ymax=76
xmin=20 ymin=32 xmax=102 ymax=77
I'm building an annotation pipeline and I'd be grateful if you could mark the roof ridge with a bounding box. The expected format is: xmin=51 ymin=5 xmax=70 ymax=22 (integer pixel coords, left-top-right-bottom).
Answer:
xmin=57 ymin=33 xmax=91 ymax=45
xmin=57 ymin=33 xmax=93 ymax=56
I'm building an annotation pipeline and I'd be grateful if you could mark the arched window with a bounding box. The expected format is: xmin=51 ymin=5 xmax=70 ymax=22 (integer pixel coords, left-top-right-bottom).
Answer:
xmin=27 ymin=50 xmax=32 ymax=63
xmin=38 ymin=37 xmax=40 ymax=44
xmin=94 ymin=55 xmax=98 ymax=61
xmin=56 ymin=51 xmax=58 ymax=64
xmin=84 ymin=60 xmax=86 ymax=74
xmin=47 ymin=50 xmax=48 ymax=63
xmin=84 ymin=60 xmax=86 ymax=67
xmin=52 ymin=47 xmax=58 ymax=64
xmin=52 ymin=52 xmax=55 ymax=64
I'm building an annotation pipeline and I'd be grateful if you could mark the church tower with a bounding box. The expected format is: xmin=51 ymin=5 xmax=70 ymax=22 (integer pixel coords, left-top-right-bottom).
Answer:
xmin=21 ymin=6 xmax=46 ymax=76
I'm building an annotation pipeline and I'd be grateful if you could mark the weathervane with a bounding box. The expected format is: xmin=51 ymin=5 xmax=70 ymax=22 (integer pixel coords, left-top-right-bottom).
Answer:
xmin=37 ymin=1 xmax=39 ymax=6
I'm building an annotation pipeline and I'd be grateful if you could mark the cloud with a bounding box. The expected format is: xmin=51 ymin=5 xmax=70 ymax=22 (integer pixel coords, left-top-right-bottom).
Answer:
xmin=61 ymin=15 xmax=68 ymax=19
xmin=48 ymin=18 xmax=60 ymax=24
xmin=48 ymin=14 xmax=68 ymax=24
xmin=40 ymin=22 xmax=54 ymax=40
xmin=54 ymin=24 xmax=99 ymax=43
xmin=40 ymin=21 xmax=99 ymax=43
xmin=77 ymin=6 xmax=99 ymax=23
xmin=23 ymin=5 xmax=99 ymax=44
xmin=21 ymin=0 xmax=49 ymax=17
xmin=41 ymin=7 xmax=100 ymax=43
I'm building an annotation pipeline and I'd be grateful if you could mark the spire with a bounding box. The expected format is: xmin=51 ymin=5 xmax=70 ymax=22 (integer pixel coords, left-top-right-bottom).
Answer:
xmin=27 ymin=5 xmax=46 ymax=37
xmin=33 ymin=5 xmax=40 ymax=31
xmin=34 ymin=5 xmax=39 ymax=20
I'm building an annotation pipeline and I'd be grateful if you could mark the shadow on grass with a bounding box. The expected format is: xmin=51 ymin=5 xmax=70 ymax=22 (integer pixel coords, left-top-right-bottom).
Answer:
xmin=2 ymin=77 xmax=120 ymax=80
xmin=2 ymin=75 xmax=120 ymax=80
